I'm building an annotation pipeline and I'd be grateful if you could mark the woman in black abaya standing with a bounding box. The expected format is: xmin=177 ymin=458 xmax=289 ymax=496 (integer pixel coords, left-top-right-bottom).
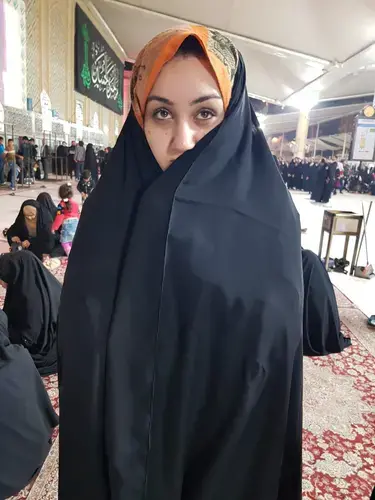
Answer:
xmin=84 ymin=143 xmax=98 ymax=185
xmin=58 ymin=27 xmax=303 ymax=500
xmin=311 ymin=158 xmax=332 ymax=203
xmin=0 ymin=251 xmax=61 ymax=375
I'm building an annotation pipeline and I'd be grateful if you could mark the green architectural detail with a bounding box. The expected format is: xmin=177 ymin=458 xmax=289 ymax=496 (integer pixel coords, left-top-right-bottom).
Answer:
xmin=117 ymin=93 xmax=123 ymax=111
xmin=80 ymin=24 xmax=91 ymax=89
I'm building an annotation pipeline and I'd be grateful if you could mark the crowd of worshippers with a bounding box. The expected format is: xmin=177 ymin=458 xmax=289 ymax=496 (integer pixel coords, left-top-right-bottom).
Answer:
xmin=275 ymin=155 xmax=375 ymax=203
xmin=0 ymin=135 xmax=112 ymax=190
xmin=49 ymin=140 xmax=112 ymax=182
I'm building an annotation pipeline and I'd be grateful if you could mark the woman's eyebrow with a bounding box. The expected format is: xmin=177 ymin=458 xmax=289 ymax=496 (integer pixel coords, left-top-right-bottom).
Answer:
xmin=146 ymin=94 xmax=222 ymax=106
xmin=189 ymin=95 xmax=222 ymax=105
xmin=147 ymin=95 xmax=174 ymax=105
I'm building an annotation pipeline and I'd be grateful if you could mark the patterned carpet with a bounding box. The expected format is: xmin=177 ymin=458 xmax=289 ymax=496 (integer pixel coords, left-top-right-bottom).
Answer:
xmin=4 ymin=262 xmax=375 ymax=499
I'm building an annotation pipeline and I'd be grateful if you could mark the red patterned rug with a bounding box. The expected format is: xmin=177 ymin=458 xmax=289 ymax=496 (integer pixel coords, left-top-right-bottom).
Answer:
xmin=303 ymin=289 xmax=375 ymax=499
xmin=5 ymin=264 xmax=375 ymax=499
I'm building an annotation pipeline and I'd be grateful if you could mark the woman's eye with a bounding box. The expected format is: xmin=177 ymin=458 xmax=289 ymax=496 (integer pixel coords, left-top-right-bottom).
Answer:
xmin=153 ymin=108 xmax=171 ymax=120
xmin=197 ymin=109 xmax=215 ymax=120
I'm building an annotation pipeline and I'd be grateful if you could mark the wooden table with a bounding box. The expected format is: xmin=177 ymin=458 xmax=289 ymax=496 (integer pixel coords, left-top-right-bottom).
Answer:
xmin=318 ymin=210 xmax=363 ymax=274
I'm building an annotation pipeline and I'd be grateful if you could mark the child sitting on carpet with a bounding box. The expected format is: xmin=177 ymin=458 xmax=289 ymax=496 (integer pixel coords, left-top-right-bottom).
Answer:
xmin=77 ymin=169 xmax=95 ymax=204
xmin=52 ymin=183 xmax=80 ymax=257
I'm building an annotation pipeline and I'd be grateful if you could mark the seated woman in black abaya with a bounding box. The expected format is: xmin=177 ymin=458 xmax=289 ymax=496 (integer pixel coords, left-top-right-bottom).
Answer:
xmin=0 ymin=309 xmax=58 ymax=498
xmin=37 ymin=192 xmax=58 ymax=219
xmin=6 ymin=200 xmax=55 ymax=260
xmin=0 ymin=251 xmax=61 ymax=375
xmin=302 ymin=249 xmax=351 ymax=356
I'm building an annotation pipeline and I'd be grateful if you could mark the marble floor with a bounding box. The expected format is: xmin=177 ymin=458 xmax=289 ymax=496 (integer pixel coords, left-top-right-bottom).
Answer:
xmin=2 ymin=183 xmax=375 ymax=500
xmin=292 ymin=190 xmax=375 ymax=318
xmin=0 ymin=182 xmax=374 ymax=317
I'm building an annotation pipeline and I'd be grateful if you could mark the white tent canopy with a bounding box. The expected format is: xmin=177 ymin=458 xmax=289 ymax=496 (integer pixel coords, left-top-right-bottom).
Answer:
xmin=260 ymin=102 xmax=368 ymax=136
xmin=87 ymin=0 xmax=375 ymax=106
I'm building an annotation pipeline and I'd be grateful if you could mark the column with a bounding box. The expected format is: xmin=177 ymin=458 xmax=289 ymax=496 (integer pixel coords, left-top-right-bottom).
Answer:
xmin=40 ymin=0 xmax=50 ymax=95
xmin=295 ymin=110 xmax=309 ymax=159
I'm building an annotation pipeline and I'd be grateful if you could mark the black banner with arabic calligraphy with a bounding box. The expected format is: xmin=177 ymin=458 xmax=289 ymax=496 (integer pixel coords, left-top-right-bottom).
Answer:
xmin=74 ymin=4 xmax=124 ymax=115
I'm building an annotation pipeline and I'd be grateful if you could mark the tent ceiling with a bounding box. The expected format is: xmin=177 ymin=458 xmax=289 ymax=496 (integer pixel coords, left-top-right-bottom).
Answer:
xmin=261 ymin=102 xmax=370 ymax=136
xmin=88 ymin=0 xmax=375 ymax=105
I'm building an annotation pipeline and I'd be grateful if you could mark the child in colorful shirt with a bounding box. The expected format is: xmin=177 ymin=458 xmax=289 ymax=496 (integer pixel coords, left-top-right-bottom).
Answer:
xmin=52 ymin=183 xmax=80 ymax=257
xmin=77 ymin=169 xmax=95 ymax=203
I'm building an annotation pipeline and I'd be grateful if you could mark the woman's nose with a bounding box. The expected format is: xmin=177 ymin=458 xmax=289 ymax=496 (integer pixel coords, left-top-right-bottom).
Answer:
xmin=171 ymin=120 xmax=197 ymax=154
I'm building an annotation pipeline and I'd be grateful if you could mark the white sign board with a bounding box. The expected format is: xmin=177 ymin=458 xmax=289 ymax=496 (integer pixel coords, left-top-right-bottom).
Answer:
xmin=93 ymin=112 xmax=99 ymax=130
xmin=352 ymin=119 xmax=375 ymax=161
xmin=40 ymin=90 xmax=52 ymax=132
xmin=76 ymin=101 xmax=84 ymax=139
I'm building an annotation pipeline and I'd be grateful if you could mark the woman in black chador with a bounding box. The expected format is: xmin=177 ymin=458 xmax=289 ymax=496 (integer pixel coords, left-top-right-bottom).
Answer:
xmin=58 ymin=26 xmax=303 ymax=500
xmin=0 ymin=251 xmax=61 ymax=375
xmin=0 ymin=309 xmax=58 ymax=498
xmin=302 ymin=250 xmax=351 ymax=356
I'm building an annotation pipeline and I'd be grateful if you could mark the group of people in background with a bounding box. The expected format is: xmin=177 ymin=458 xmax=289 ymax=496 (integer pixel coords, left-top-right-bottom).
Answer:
xmin=0 ymin=136 xmax=39 ymax=191
xmin=63 ymin=140 xmax=111 ymax=182
xmin=0 ymin=136 xmax=112 ymax=190
xmin=276 ymin=155 xmax=375 ymax=204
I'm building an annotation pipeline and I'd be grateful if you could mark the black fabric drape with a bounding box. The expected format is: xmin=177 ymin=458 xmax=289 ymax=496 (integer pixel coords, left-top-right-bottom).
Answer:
xmin=311 ymin=162 xmax=333 ymax=203
xmin=36 ymin=193 xmax=65 ymax=257
xmin=37 ymin=192 xmax=58 ymax=220
xmin=84 ymin=144 xmax=98 ymax=183
xmin=0 ymin=251 xmax=61 ymax=375
xmin=294 ymin=162 xmax=302 ymax=190
xmin=6 ymin=200 xmax=55 ymax=260
xmin=58 ymin=56 xmax=303 ymax=500
xmin=0 ymin=309 xmax=58 ymax=498
xmin=302 ymin=250 xmax=351 ymax=356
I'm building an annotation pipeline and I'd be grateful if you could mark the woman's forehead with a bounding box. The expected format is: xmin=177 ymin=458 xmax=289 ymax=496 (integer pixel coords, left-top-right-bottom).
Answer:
xmin=149 ymin=56 xmax=222 ymax=105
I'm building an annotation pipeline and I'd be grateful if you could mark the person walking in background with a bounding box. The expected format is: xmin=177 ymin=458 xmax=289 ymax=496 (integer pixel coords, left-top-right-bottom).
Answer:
xmin=311 ymin=158 xmax=334 ymax=204
xmin=0 ymin=137 xmax=4 ymax=184
xmin=83 ymin=143 xmax=98 ymax=184
xmin=100 ymin=146 xmax=112 ymax=176
xmin=41 ymin=143 xmax=53 ymax=181
xmin=56 ymin=142 xmax=68 ymax=178
xmin=4 ymin=139 xmax=22 ymax=191
xmin=67 ymin=141 xmax=76 ymax=179
xmin=74 ymin=141 xmax=85 ymax=181
xmin=52 ymin=183 xmax=80 ymax=257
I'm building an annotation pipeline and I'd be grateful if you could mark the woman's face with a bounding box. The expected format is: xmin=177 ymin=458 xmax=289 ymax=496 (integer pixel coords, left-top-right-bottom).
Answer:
xmin=23 ymin=205 xmax=37 ymax=221
xmin=144 ymin=55 xmax=225 ymax=171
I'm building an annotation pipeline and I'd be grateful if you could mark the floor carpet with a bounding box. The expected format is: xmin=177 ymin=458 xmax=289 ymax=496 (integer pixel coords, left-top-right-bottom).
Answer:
xmin=5 ymin=262 xmax=375 ymax=500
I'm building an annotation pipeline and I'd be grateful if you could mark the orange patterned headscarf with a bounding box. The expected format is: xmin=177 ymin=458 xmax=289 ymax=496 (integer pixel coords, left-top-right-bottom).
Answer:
xmin=130 ymin=26 xmax=239 ymax=128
